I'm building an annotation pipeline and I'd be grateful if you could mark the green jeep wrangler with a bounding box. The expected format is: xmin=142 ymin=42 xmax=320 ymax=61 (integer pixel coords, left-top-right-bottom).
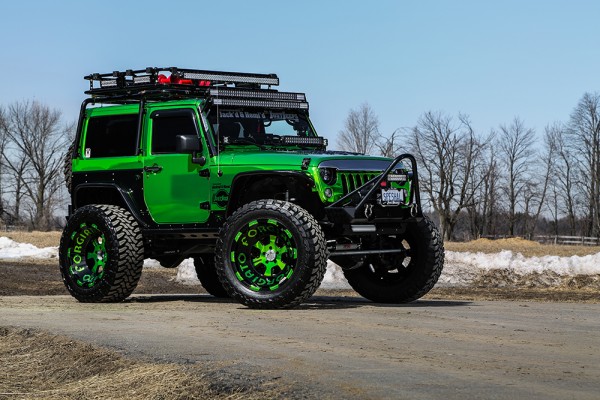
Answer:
xmin=60 ymin=67 xmax=444 ymax=309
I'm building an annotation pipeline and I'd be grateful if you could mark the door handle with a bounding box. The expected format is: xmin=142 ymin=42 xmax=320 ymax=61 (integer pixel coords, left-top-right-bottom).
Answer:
xmin=144 ymin=165 xmax=163 ymax=173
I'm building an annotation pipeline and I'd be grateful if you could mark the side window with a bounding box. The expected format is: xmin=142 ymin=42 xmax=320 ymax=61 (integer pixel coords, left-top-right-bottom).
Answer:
xmin=84 ymin=115 xmax=138 ymax=158
xmin=151 ymin=110 xmax=198 ymax=154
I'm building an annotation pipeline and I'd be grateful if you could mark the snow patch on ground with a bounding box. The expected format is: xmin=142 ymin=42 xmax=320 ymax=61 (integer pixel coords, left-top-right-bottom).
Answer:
xmin=3 ymin=236 xmax=599 ymax=289
xmin=0 ymin=237 xmax=58 ymax=259
xmin=440 ymin=250 xmax=600 ymax=287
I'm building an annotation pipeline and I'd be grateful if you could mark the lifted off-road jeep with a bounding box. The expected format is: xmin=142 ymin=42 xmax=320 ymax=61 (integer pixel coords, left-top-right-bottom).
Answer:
xmin=60 ymin=67 xmax=444 ymax=309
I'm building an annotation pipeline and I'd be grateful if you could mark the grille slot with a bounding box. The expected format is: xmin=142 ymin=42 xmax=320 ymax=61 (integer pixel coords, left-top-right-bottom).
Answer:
xmin=339 ymin=172 xmax=378 ymax=195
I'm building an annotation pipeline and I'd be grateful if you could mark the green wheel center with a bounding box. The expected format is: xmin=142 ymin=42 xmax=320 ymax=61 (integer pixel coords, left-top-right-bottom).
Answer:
xmin=231 ymin=219 xmax=298 ymax=292
xmin=67 ymin=223 xmax=107 ymax=288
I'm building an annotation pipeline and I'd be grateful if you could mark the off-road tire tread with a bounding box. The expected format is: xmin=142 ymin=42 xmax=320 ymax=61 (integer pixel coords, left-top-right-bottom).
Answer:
xmin=59 ymin=204 xmax=144 ymax=303
xmin=63 ymin=141 xmax=75 ymax=192
xmin=215 ymin=199 xmax=327 ymax=309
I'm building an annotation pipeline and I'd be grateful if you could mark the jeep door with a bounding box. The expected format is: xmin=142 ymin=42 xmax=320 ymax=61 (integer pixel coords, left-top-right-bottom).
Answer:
xmin=143 ymin=107 xmax=211 ymax=223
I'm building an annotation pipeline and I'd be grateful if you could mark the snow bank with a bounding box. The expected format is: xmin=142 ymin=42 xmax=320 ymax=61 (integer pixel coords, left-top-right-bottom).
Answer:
xmin=172 ymin=252 xmax=600 ymax=289
xmin=3 ymin=235 xmax=599 ymax=289
xmin=0 ymin=236 xmax=58 ymax=259
xmin=440 ymin=250 xmax=600 ymax=288
xmin=144 ymin=258 xmax=199 ymax=285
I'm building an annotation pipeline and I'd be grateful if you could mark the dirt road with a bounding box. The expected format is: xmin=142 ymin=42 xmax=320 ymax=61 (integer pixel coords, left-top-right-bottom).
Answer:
xmin=2 ymin=294 xmax=599 ymax=399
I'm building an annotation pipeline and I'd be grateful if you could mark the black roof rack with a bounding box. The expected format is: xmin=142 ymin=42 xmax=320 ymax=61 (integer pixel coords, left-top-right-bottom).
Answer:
xmin=84 ymin=67 xmax=308 ymax=110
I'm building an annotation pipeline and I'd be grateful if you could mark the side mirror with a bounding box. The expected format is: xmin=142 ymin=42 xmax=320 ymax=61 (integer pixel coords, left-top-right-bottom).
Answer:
xmin=176 ymin=135 xmax=206 ymax=166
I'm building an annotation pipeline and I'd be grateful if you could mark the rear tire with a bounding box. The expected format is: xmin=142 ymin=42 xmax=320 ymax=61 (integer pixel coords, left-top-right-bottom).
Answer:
xmin=215 ymin=199 xmax=327 ymax=309
xmin=59 ymin=204 xmax=144 ymax=302
xmin=341 ymin=216 xmax=444 ymax=303
xmin=194 ymin=255 xmax=229 ymax=298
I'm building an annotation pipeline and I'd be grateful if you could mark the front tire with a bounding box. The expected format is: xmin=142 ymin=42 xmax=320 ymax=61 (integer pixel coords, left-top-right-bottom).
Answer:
xmin=341 ymin=216 xmax=444 ymax=303
xmin=215 ymin=200 xmax=327 ymax=309
xmin=59 ymin=204 xmax=144 ymax=302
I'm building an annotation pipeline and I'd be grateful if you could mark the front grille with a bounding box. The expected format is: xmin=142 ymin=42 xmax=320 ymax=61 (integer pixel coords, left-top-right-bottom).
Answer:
xmin=339 ymin=172 xmax=378 ymax=195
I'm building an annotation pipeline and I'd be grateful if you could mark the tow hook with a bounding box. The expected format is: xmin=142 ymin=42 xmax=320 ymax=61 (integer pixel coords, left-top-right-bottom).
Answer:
xmin=364 ymin=204 xmax=373 ymax=219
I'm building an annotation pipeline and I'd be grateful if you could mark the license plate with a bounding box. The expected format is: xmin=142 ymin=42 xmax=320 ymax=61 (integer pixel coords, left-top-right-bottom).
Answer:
xmin=380 ymin=189 xmax=404 ymax=206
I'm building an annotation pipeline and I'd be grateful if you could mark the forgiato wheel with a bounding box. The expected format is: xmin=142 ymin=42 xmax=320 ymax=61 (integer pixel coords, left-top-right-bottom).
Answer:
xmin=65 ymin=222 xmax=108 ymax=288
xmin=216 ymin=200 xmax=327 ymax=309
xmin=230 ymin=217 xmax=298 ymax=292
xmin=59 ymin=204 xmax=144 ymax=302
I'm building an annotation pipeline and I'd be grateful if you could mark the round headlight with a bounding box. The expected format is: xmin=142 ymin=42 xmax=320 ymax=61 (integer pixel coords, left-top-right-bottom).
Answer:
xmin=319 ymin=167 xmax=337 ymax=185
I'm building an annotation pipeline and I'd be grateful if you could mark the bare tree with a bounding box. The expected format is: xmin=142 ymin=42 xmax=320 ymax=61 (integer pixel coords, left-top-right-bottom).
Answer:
xmin=541 ymin=123 xmax=576 ymax=237
xmin=0 ymin=107 xmax=7 ymax=224
xmin=1 ymin=101 xmax=72 ymax=230
xmin=337 ymin=103 xmax=380 ymax=154
xmin=567 ymin=92 xmax=600 ymax=237
xmin=405 ymin=111 xmax=488 ymax=241
xmin=479 ymin=143 xmax=501 ymax=236
xmin=463 ymin=131 xmax=500 ymax=239
xmin=520 ymin=124 xmax=557 ymax=238
xmin=547 ymin=123 xmax=579 ymax=235
xmin=375 ymin=129 xmax=400 ymax=158
xmin=496 ymin=117 xmax=536 ymax=236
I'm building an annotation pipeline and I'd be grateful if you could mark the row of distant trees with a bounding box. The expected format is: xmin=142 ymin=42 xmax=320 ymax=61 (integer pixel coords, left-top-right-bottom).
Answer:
xmin=337 ymin=93 xmax=600 ymax=242
xmin=0 ymin=101 xmax=73 ymax=230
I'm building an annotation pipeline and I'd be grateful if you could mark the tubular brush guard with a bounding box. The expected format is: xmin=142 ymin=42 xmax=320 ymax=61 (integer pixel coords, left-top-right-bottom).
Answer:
xmin=324 ymin=154 xmax=423 ymax=223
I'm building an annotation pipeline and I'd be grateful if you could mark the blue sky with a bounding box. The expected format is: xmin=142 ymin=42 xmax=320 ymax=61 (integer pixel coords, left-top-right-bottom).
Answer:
xmin=1 ymin=0 xmax=599 ymax=148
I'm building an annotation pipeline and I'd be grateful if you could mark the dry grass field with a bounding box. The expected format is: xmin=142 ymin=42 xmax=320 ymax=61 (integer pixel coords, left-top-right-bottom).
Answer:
xmin=445 ymin=237 xmax=600 ymax=257
xmin=0 ymin=327 xmax=278 ymax=400
xmin=1 ymin=230 xmax=62 ymax=249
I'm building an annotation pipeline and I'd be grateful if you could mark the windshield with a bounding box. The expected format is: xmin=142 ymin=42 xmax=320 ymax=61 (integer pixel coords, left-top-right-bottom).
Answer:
xmin=207 ymin=108 xmax=317 ymax=145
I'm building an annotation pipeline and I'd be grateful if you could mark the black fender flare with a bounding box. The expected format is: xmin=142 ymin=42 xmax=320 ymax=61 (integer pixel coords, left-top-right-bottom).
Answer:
xmin=72 ymin=183 xmax=150 ymax=227
xmin=227 ymin=170 xmax=316 ymax=216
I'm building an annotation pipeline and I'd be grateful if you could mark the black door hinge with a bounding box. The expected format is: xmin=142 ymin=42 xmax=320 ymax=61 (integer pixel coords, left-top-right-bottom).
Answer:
xmin=199 ymin=201 xmax=210 ymax=210
xmin=199 ymin=169 xmax=210 ymax=177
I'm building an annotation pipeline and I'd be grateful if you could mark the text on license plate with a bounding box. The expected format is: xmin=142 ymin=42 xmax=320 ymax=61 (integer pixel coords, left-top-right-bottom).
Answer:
xmin=381 ymin=189 xmax=405 ymax=206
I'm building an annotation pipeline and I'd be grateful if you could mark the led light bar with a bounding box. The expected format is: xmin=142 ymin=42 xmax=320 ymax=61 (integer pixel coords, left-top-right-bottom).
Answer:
xmin=100 ymin=79 xmax=118 ymax=88
xmin=209 ymin=88 xmax=306 ymax=101
xmin=387 ymin=173 xmax=408 ymax=183
xmin=282 ymin=136 xmax=328 ymax=146
xmin=212 ymin=98 xmax=309 ymax=110
xmin=133 ymin=75 xmax=151 ymax=84
xmin=182 ymin=71 xmax=279 ymax=86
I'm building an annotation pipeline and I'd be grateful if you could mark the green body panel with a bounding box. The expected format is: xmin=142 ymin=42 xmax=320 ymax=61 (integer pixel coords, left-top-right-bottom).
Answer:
xmin=142 ymin=103 xmax=211 ymax=223
xmin=143 ymin=153 xmax=211 ymax=223
xmin=73 ymin=101 xmax=413 ymax=225
xmin=204 ymin=149 xmax=409 ymax=205
xmin=72 ymin=156 xmax=144 ymax=172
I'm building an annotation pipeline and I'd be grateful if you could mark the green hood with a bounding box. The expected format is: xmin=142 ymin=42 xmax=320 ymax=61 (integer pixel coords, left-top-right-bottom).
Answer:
xmin=216 ymin=148 xmax=392 ymax=170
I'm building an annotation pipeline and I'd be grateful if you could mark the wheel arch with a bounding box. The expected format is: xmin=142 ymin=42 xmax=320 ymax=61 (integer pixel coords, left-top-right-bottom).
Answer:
xmin=227 ymin=171 xmax=324 ymax=219
xmin=73 ymin=183 xmax=148 ymax=227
